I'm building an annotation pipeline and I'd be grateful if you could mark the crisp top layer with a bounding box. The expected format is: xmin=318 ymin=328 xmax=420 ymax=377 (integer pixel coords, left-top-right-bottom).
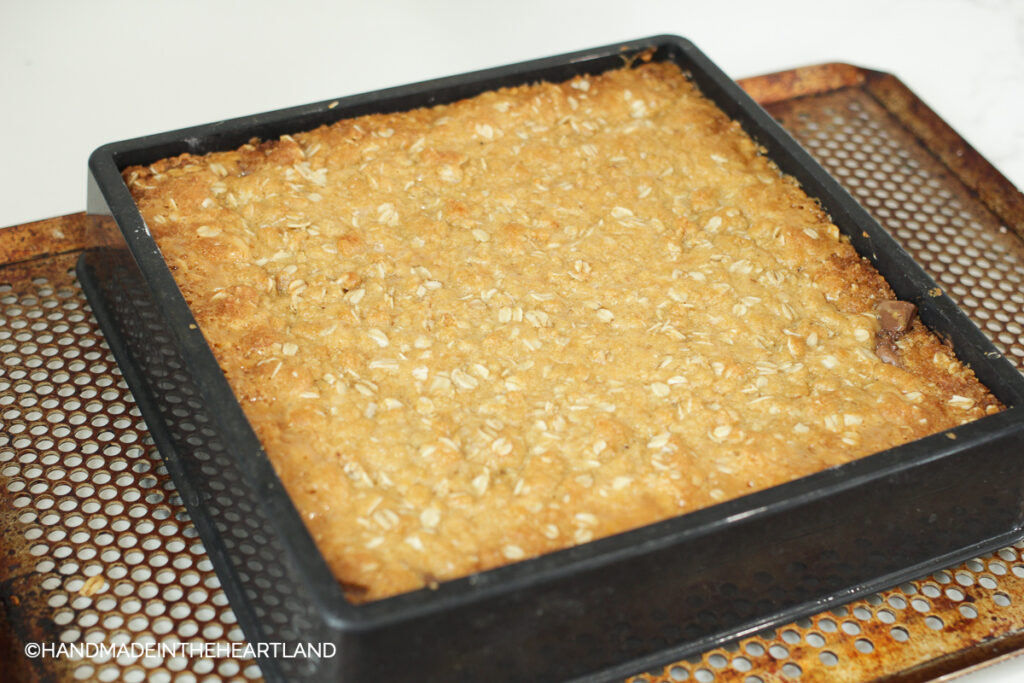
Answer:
xmin=125 ymin=61 xmax=1000 ymax=601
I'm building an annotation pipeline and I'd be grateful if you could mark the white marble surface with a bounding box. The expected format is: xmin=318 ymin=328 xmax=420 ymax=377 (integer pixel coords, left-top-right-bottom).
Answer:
xmin=2 ymin=0 xmax=1023 ymax=680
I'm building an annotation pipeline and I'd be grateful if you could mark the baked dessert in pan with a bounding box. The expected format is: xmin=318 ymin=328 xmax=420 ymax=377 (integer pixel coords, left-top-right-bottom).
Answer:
xmin=122 ymin=60 xmax=1001 ymax=603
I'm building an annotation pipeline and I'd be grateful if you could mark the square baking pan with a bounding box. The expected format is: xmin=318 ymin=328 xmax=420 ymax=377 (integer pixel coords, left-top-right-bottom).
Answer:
xmin=78 ymin=35 xmax=1024 ymax=682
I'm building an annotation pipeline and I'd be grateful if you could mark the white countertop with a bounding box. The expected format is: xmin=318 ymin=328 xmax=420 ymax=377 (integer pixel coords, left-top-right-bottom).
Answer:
xmin=2 ymin=0 xmax=1023 ymax=681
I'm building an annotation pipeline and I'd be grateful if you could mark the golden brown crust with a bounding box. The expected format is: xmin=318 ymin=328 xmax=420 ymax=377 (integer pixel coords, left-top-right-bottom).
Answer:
xmin=124 ymin=62 xmax=1002 ymax=602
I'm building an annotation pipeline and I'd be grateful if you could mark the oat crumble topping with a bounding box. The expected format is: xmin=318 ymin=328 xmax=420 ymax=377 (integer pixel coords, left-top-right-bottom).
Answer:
xmin=125 ymin=62 xmax=1001 ymax=602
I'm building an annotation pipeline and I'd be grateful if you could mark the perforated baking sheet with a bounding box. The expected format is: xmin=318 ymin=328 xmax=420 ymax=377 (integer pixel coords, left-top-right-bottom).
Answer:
xmin=2 ymin=63 xmax=1024 ymax=683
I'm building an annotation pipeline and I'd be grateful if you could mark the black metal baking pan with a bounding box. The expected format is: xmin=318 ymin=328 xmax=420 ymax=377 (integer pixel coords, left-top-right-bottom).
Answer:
xmin=78 ymin=35 xmax=1024 ymax=682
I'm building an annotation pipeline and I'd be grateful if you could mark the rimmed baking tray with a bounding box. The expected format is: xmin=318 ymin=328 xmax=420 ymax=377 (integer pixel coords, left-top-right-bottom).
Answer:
xmin=78 ymin=35 xmax=1024 ymax=682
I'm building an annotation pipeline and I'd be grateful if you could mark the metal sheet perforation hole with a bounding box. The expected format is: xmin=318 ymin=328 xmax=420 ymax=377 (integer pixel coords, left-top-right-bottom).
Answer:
xmin=0 ymin=263 xmax=262 ymax=682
